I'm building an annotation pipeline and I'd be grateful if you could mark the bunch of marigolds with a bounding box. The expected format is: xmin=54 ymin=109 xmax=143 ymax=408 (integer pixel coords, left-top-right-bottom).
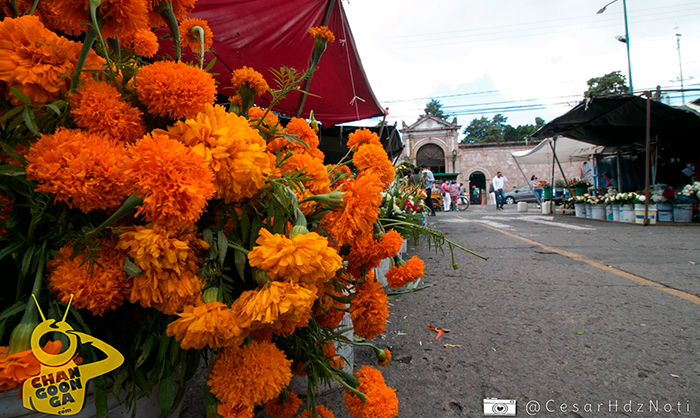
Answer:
xmin=0 ymin=1 xmax=437 ymax=417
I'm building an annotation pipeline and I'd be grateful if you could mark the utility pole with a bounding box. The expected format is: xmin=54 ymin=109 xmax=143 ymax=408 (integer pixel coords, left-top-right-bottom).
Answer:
xmin=676 ymin=33 xmax=685 ymax=103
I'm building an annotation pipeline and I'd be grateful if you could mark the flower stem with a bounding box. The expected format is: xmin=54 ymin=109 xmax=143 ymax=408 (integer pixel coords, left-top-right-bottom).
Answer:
xmin=70 ymin=26 xmax=98 ymax=90
xmin=193 ymin=25 xmax=205 ymax=69
xmin=159 ymin=3 xmax=181 ymax=61
xmin=89 ymin=194 xmax=142 ymax=238
xmin=28 ymin=0 xmax=40 ymax=15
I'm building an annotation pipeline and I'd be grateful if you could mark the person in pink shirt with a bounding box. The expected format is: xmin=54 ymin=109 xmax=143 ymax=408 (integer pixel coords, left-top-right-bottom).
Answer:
xmin=449 ymin=180 xmax=460 ymax=211
xmin=440 ymin=180 xmax=451 ymax=211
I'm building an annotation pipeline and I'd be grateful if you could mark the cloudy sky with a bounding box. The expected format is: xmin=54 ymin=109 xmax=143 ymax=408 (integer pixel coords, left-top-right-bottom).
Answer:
xmin=342 ymin=0 xmax=700 ymax=133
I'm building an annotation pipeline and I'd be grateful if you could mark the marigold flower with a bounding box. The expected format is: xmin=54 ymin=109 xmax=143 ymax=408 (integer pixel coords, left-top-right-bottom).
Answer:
xmin=323 ymin=172 xmax=383 ymax=246
xmin=136 ymin=61 xmax=216 ymax=119
xmin=349 ymin=280 xmax=388 ymax=340
xmin=280 ymin=153 xmax=331 ymax=195
xmin=377 ymin=349 xmax=391 ymax=367
xmin=353 ymin=143 xmax=395 ymax=188
xmin=323 ymin=341 xmax=344 ymax=370
xmin=308 ymin=26 xmax=336 ymax=43
xmin=230 ymin=66 xmax=269 ymax=97
xmin=0 ymin=16 xmax=101 ymax=104
xmin=231 ymin=281 xmax=316 ymax=336
xmin=47 ymin=240 xmax=130 ymax=316
xmin=285 ymin=117 xmax=320 ymax=152
xmin=0 ymin=341 xmax=62 ymax=392
xmin=26 ymin=129 xmax=129 ymax=213
xmin=121 ymin=29 xmax=160 ymax=57
xmin=51 ymin=0 xmax=149 ymax=38
xmin=166 ymin=302 xmax=248 ymax=349
xmin=217 ymin=403 xmax=254 ymax=418
xmin=247 ymin=228 xmax=342 ymax=285
xmin=343 ymin=366 xmax=398 ymax=418
xmin=207 ymin=341 xmax=292 ymax=411
xmin=385 ymin=256 xmax=425 ymax=289
xmin=264 ymin=391 xmax=302 ymax=418
xmin=347 ymin=128 xmax=381 ymax=149
xmin=180 ymin=18 xmax=214 ymax=52
xmin=124 ymin=134 xmax=215 ymax=228
xmin=345 ymin=230 xmax=403 ymax=278
xmin=299 ymin=405 xmax=336 ymax=418
xmin=156 ymin=104 xmax=270 ymax=203
xmin=69 ymin=78 xmax=145 ymax=142
xmin=313 ymin=289 xmax=346 ymax=329
xmin=148 ymin=0 xmax=198 ymax=27
xmin=248 ymin=106 xmax=280 ymax=140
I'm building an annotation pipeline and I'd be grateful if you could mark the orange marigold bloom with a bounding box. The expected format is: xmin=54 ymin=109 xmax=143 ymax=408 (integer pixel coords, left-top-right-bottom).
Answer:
xmin=47 ymin=240 xmax=130 ymax=316
xmin=380 ymin=230 xmax=404 ymax=259
xmin=308 ymin=26 xmax=336 ymax=43
xmin=343 ymin=366 xmax=398 ymax=418
xmin=180 ymin=18 xmax=214 ymax=52
xmin=217 ymin=403 xmax=254 ymax=418
xmin=26 ymin=129 xmax=129 ymax=213
xmin=156 ymin=104 xmax=270 ymax=203
xmin=299 ymin=405 xmax=336 ymax=418
xmin=377 ymin=349 xmax=391 ymax=367
xmin=280 ymin=153 xmax=331 ymax=195
xmin=69 ymin=78 xmax=145 ymax=142
xmin=136 ymin=61 xmax=216 ymax=119
xmin=230 ymin=66 xmax=269 ymax=97
xmin=349 ymin=280 xmax=388 ymax=340
xmin=285 ymin=117 xmax=320 ymax=151
xmin=0 ymin=341 xmax=62 ymax=392
xmin=353 ymin=143 xmax=395 ymax=188
xmin=0 ymin=16 xmax=102 ymax=104
xmin=323 ymin=341 xmax=344 ymax=370
xmin=121 ymin=29 xmax=160 ymax=57
xmin=124 ymin=134 xmax=215 ymax=228
xmin=385 ymin=256 xmax=425 ymax=289
xmin=323 ymin=172 xmax=383 ymax=246
xmin=264 ymin=391 xmax=302 ymax=418
xmin=247 ymin=228 xmax=342 ymax=286
xmin=345 ymin=230 xmax=403 ymax=278
xmin=248 ymin=106 xmax=280 ymax=140
xmin=148 ymin=0 xmax=197 ymax=27
xmin=50 ymin=0 xmax=149 ymax=38
xmin=166 ymin=302 xmax=248 ymax=349
xmin=329 ymin=164 xmax=353 ymax=188
xmin=231 ymin=281 xmax=316 ymax=336
xmin=313 ymin=290 xmax=346 ymax=329
xmin=208 ymin=341 xmax=292 ymax=411
xmin=347 ymin=128 xmax=381 ymax=149
xmin=118 ymin=224 xmax=206 ymax=315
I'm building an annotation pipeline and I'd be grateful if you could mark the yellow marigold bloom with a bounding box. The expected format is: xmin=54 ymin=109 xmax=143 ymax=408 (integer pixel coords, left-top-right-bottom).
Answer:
xmin=180 ymin=18 xmax=214 ymax=52
xmin=377 ymin=349 xmax=391 ymax=367
xmin=47 ymin=240 xmax=131 ymax=316
xmin=208 ymin=341 xmax=292 ymax=411
xmin=353 ymin=143 xmax=395 ymax=188
xmin=230 ymin=66 xmax=269 ymax=97
xmin=121 ymin=29 xmax=160 ymax=57
xmin=155 ymin=104 xmax=270 ymax=203
xmin=308 ymin=26 xmax=336 ymax=43
xmin=166 ymin=302 xmax=248 ymax=349
xmin=299 ymin=405 xmax=336 ymax=418
xmin=349 ymin=280 xmax=388 ymax=340
xmin=323 ymin=172 xmax=383 ymax=245
xmin=0 ymin=341 xmax=62 ymax=392
xmin=0 ymin=16 xmax=102 ymax=104
xmin=136 ymin=61 xmax=216 ymax=119
xmin=343 ymin=366 xmax=398 ymax=418
xmin=69 ymin=78 xmax=145 ymax=142
xmin=124 ymin=134 xmax=215 ymax=228
xmin=385 ymin=255 xmax=425 ymax=289
xmin=347 ymin=128 xmax=381 ymax=149
xmin=264 ymin=391 xmax=302 ymax=418
xmin=26 ymin=129 xmax=129 ymax=213
xmin=247 ymin=228 xmax=342 ymax=285
xmin=280 ymin=153 xmax=331 ymax=195
xmin=50 ymin=0 xmax=149 ymax=38
xmin=231 ymin=281 xmax=316 ymax=335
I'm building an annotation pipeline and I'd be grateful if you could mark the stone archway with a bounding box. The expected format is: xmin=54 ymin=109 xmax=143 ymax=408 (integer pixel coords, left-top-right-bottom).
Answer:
xmin=468 ymin=170 xmax=487 ymax=204
xmin=416 ymin=144 xmax=445 ymax=173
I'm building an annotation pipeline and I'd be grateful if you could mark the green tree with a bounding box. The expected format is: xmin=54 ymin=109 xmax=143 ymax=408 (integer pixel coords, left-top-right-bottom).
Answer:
xmin=421 ymin=99 xmax=448 ymax=120
xmin=584 ymin=71 xmax=629 ymax=97
xmin=462 ymin=115 xmax=545 ymax=143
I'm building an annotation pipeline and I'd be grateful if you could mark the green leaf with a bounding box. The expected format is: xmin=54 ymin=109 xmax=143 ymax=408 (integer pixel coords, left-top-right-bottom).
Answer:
xmin=135 ymin=334 xmax=155 ymax=367
xmin=123 ymin=257 xmax=143 ymax=277
xmin=45 ymin=104 xmax=61 ymax=115
xmin=205 ymin=56 xmax=217 ymax=72
xmin=0 ymin=105 xmax=25 ymax=123
xmin=22 ymin=107 xmax=41 ymax=136
xmin=216 ymin=230 xmax=228 ymax=266
xmin=0 ymin=241 xmax=24 ymax=262
xmin=68 ymin=307 xmax=91 ymax=334
xmin=9 ymin=87 xmax=32 ymax=105
xmin=141 ymin=359 xmax=164 ymax=394
xmin=94 ymin=376 xmax=109 ymax=418
xmin=234 ymin=247 xmax=246 ymax=280
xmin=182 ymin=350 xmax=200 ymax=382
xmin=112 ymin=367 xmax=128 ymax=397
xmin=169 ymin=336 xmax=180 ymax=365
xmin=0 ymin=299 xmax=25 ymax=322
xmin=158 ymin=375 xmax=177 ymax=416
xmin=0 ymin=164 xmax=25 ymax=176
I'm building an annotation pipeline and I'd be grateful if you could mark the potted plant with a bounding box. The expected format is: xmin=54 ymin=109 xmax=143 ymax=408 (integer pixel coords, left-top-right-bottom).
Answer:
xmin=569 ymin=179 xmax=591 ymax=197
xmin=616 ymin=192 xmax=638 ymax=223
xmin=568 ymin=195 xmax=587 ymax=218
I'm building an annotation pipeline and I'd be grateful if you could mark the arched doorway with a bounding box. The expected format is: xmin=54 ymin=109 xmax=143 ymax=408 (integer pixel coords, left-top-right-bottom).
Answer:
xmin=469 ymin=171 xmax=486 ymax=204
xmin=416 ymin=144 xmax=445 ymax=173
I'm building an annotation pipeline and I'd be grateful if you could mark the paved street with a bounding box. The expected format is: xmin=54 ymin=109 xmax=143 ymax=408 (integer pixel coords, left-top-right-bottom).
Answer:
xmin=185 ymin=204 xmax=700 ymax=418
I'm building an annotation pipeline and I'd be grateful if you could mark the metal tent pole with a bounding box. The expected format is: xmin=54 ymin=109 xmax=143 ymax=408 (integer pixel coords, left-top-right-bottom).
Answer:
xmin=514 ymin=156 xmax=540 ymax=205
xmin=643 ymin=92 xmax=651 ymax=226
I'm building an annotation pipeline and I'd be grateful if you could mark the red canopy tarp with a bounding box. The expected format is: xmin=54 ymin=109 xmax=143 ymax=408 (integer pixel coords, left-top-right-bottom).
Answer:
xmin=180 ymin=0 xmax=384 ymax=126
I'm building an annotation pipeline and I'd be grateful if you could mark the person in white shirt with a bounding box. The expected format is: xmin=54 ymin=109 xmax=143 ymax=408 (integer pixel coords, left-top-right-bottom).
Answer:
xmin=492 ymin=171 xmax=508 ymax=210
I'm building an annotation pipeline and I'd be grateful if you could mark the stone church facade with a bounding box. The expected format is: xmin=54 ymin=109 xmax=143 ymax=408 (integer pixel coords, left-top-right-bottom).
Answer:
xmin=400 ymin=115 xmax=581 ymax=192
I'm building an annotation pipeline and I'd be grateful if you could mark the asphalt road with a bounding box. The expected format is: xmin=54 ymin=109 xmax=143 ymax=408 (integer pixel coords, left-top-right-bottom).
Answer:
xmin=184 ymin=204 xmax=700 ymax=418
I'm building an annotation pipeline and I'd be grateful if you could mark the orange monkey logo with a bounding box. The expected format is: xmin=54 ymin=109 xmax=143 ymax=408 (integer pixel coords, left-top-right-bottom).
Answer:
xmin=22 ymin=295 xmax=124 ymax=416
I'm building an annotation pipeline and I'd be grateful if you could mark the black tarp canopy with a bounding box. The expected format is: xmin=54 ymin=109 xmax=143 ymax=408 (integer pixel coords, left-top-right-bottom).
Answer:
xmin=532 ymin=95 xmax=700 ymax=148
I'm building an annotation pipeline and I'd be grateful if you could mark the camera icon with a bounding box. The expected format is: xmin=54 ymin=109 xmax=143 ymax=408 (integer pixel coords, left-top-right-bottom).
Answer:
xmin=483 ymin=398 xmax=516 ymax=416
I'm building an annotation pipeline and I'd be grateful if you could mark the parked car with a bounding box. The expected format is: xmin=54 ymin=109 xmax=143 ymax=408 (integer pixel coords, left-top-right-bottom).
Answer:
xmin=503 ymin=185 xmax=568 ymax=205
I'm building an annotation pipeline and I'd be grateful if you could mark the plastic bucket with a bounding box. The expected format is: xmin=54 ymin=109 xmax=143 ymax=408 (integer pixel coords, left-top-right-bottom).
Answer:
xmin=591 ymin=205 xmax=606 ymax=220
xmin=541 ymin=201 xmax=554 ymax=215
xmin=612 ymin=204 xmax=620 ymax=222
xmin=575 ymin=186 xmax=588 ymax=196
xmin=574 ymin=203 xmax=586 ymax=218
xmin=673 ymin=204 xmax=693 ymax=223
xmin=543 ymin=187 xmax=553 ymax=200
xmin=517 ymin=201 xmax=528 ymax=212
xmin=585 ymin=204 xmax=592 ymax=218
xmin=635 ymin=204 xmax=657 ymax=225
xmin=620 ymin=204 xmax=635 ymax=223
xmin=657 ymin=203 xmax=673 ymax=222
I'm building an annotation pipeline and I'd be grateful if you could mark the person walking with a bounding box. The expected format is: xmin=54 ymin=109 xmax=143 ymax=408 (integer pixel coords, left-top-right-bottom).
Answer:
xmin=421 ymin=165 xmax=436 ymax=216
xmin=440 ymin=180 xmax=451 ymax=211
xmin=449 ymin=180 xmax=460 ymax=211
xmin=492 ymin=171 xmax=508 ymax=210
xmin=408 ymin=167 xmax=422 ymax=186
